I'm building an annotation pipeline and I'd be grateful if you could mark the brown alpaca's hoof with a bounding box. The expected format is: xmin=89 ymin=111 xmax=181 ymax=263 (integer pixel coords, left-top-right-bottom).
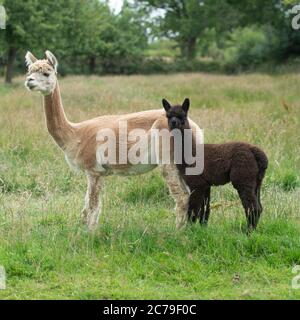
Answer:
xmin=246 ymin=224 xmax=257 ymax=236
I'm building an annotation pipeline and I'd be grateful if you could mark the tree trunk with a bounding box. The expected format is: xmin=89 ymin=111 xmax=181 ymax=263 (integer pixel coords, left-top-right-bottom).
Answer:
xmin=181 ymin=37 xmax=197 ymax=60
xmin=89 ymin=56 xmax=96 ymax=74
xmin=5 ymin=47 xmax=17 ymax=84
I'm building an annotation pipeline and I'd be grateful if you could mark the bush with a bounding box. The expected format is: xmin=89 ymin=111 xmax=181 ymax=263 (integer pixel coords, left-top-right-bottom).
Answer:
xmin=220 ymin=26 xmax=280 ymax=72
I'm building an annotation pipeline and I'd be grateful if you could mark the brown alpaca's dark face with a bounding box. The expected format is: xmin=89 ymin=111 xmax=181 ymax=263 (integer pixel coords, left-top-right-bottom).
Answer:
xmin=162 ymin=98 xmax=190 ymax=130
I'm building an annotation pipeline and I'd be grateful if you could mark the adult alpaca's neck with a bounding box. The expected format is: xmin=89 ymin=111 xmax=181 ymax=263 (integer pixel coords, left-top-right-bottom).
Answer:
xmin=43 ymin=80 xmax=74 ymax=149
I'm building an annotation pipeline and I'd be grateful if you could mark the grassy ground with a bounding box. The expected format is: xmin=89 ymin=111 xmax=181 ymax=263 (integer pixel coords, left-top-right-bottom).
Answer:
xmin=0 ymin=73 xmax=299 ymax=299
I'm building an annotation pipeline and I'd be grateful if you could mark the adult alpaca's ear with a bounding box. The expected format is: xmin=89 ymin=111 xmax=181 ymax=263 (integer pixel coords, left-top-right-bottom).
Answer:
xmin=45 ymin=50 xmax=58 ymax=73
xmin=25 ymin=51 xmax=37 ymax=67
xmin=182 ymin=98 xmax=190 ymax=113
xmin=162 ymin=98 xmax=171 ymax=112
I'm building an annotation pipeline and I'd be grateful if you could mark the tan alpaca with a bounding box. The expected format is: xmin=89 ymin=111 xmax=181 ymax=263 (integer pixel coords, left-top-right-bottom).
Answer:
xmin=24 ymin=50 xmax=200 ymax=230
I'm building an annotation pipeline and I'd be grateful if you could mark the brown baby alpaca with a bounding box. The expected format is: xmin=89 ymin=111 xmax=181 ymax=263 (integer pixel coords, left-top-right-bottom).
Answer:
xmin=162 ymin=98 xmax=268 ymax=231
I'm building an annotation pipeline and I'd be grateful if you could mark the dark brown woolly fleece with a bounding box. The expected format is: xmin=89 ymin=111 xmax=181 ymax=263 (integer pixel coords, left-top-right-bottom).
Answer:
xmin=162 ymin=98 xmax=268 ymax=231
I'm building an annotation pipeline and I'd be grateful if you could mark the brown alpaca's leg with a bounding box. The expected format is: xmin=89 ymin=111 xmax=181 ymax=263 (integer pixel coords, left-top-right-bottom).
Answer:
xmin=235 ymin=185 xmax=261 ymax=232
xmin=82 ymin=174 xmax=103 ymax=231
xmin=188 ymin=188 xmax=202 ymax=223
xmin=197 ymin=197 xmax=206 ymax=225
xmin=256 ymin=180 xmax=263 ymax=213
xmin=200 ymin=188 xmax=211 ymax=225
xmin=162 ymin=164 xmax=190 ymax=229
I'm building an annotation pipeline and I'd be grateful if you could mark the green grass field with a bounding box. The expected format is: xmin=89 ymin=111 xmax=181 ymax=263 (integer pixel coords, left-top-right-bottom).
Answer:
xmin=0 ymin=73 xmax=299 ymax=299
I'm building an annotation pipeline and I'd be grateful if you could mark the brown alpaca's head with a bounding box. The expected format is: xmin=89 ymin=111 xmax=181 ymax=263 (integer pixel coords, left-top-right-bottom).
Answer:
xmin=24 ymin=50 xmax=58 ymax=95
xmin=162 ymin=98 xmax=190 ymax=130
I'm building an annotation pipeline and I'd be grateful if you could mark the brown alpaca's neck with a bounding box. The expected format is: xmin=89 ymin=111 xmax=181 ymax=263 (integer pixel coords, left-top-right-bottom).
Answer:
xmin=179 ymin=120 xmax=191 ymax=133
xmin=178 ymin=119 xmax=192 ymax=169
xmin=43 ymin=81 xmax=74 ymax=149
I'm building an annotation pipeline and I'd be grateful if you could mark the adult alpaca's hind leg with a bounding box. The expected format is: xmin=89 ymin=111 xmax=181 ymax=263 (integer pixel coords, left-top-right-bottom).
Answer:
xmin=81 ymin=173 xmax=103 ymax=231
xmin=235 ymin=184 xmax=261 ymax=232
xmin=162 ymin=164 xmax=190 ymax=229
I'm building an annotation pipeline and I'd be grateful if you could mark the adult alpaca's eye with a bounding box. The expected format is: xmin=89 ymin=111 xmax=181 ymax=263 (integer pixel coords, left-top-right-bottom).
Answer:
xmin=43 ymin=73 xmax=50 ymax=77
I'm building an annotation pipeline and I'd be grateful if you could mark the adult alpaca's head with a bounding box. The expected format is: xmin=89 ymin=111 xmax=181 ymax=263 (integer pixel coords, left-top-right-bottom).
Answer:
xmin=25 ymin=50 xmax=58 ymax=95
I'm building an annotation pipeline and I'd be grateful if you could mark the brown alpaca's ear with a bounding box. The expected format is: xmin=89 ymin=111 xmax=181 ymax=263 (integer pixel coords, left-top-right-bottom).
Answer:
xmin=25 ymin=51 xmax=37 ymax=67
xmin=162 ymin=99 xmax=171 ymax=112
xmin=182 ymin=98 xmax=190 ymax=113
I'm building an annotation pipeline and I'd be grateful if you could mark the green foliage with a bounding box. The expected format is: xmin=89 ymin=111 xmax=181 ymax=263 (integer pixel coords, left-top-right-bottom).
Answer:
xmin=139 ymin=0 xmax=300 ymax=71
xmin=141 ymin=0 xmax=239 ymax=59
xmin=145 ymin=40 xmax=180 ymax=58
xmin=2 ymin=1 xmax=300 ymax=78
xmin=220 ymin=26 xmax=280 ymax=71
xmin=96 ymin=4 xmax=148 ymax=74
xmin=0 ymin=0 xmax=149 ymax=79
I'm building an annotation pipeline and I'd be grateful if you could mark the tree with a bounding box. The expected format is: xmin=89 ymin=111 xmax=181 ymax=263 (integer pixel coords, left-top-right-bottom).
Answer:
xmin=97 ymin=1 xmax=148 ymax=74
xmin=227 ymin=0 xmax=300 ymax=59
xmin=1 ymin=0 xmax=65 ymax=83
xmin=57 ymin=0 xmax=114 ymax=74
xmin=0 ymin=0 xmax=148 ymax=80
xmin=138 ymin=0 xmax=239 ymax=59
xmin=227 ymin=0 xmax=285 ymax=27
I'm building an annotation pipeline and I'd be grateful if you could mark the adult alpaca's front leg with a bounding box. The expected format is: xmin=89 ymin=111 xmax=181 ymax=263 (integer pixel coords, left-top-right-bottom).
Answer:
xmin=162 ymin=164 xmax=190 ymax=229
xmin=81 ymin=174 xmax=103 ymax=231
